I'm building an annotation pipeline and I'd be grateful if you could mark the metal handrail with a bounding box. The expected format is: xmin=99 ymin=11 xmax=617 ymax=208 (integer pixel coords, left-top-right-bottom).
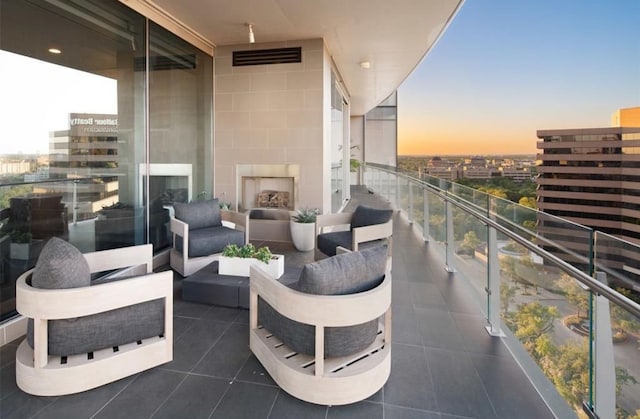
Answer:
xmin=365 ymin=163 xmax=640 ymax=319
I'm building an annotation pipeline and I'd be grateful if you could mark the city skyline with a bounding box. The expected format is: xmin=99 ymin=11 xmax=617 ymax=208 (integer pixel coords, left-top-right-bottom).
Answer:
xmin=398 ymin=0 xmax=640 ymax=156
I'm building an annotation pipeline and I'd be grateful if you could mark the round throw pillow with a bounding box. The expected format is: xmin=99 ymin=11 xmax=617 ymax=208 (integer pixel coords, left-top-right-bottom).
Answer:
xmin=32 ymin=237 xmax=91 ymax=289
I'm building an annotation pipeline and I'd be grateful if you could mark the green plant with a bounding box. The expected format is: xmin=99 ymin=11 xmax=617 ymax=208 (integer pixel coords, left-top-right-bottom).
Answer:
xmin=10 ymin=230 xmax=32 ymax=244
xmin=292 ymin=207 xmax=319 ymax=223
xmin=219 ymin=201 xmax=232 ymax=211
xmin=222 ymin=243 xmax=273 ymax=264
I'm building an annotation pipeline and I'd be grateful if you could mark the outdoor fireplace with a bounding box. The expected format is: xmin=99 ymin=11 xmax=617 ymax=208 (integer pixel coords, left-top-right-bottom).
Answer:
xmin=236 ymin=164 xmax=299 ymax=211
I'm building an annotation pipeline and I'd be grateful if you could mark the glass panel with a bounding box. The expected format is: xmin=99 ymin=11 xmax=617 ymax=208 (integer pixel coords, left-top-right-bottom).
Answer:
xmin=0 ymin=0 xmax=145 ymax=320
xmin=593 ymin=231 xmax=640 ymax=417
xmin=606 ymin=298 xmax=640 ymax=417
xmin=501 ymin=262 xmax=592 ymax=416
xmin=148 ymin=22 xmax=213 ymax=251
xmin=330 ymin=73 xmax=344 ymax=213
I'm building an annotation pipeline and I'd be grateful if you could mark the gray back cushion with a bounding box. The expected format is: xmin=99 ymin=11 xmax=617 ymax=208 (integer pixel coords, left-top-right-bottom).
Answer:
xmin=350 ymin=205 xmax=393 ymax=230
xmin=174 ymin=198 xmax=221 ymax=230
xmin=296 ymin=245 xmax=388 ymax=295
xmin=32 ymin=237 xmax=90 ymax=289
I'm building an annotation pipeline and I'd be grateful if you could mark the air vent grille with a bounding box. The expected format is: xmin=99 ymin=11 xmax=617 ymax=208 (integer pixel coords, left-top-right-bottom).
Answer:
xmin=233 ymin=47 xmax=302 ymax=67
xmin=134 ymin=54 xmax=197 ymax=71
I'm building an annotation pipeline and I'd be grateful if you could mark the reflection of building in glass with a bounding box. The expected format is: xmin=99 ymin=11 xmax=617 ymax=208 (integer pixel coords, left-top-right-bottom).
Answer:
xmin=536 ymin=107 xmax=640 ymax=287
xmin=44 ymin=113 xmax=120 ymax=218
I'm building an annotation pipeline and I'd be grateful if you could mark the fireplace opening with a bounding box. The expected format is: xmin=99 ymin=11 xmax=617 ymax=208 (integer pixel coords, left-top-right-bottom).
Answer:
xmin=242 ymin=176 xmax=294 ymax=210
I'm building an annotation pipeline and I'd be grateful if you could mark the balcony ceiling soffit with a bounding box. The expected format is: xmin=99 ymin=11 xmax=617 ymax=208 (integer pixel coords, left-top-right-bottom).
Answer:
xmin=148 ymin=0 xmax=463 ymax=115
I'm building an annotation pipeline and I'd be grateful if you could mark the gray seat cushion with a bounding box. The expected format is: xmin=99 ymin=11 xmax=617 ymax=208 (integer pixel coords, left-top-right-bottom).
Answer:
xmin=316 ymin=231 xmax=351 ymax=257
xmin=175 ymin=225 xmax=245 ymax=258
xmin=174 ymin=198 xmax=222 ymax=230
xmin=316 ymin=230 xmax=386 ymax=257
xmin=258 ymin=245 xmax=388 ymax=357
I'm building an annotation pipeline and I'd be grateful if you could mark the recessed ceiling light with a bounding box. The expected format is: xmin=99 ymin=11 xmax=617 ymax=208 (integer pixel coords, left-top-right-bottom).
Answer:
xmin=48 ymin=48 xmax=62 ymax=54
xmin=360 ymin=61 xmax=371 ymax=69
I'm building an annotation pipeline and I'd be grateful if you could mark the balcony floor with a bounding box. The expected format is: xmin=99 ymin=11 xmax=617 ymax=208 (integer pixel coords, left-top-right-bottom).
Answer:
xmin=0 ymin=186 xmax=554 ymax=419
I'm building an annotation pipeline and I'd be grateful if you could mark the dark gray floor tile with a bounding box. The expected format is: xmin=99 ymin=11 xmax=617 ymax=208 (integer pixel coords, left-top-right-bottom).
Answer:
xmin=414 ymin=307 xmax=463 ymax=350
xmin=152 ymin=375 xmax=229 ymax=419
xmin=93 ymin=368 xmax=185 ymax=419
xmin=451 ymin=313 xmax=510 ymax=357
xmin=425 ymin=347 xmax=498 ymax=419
xmin=210 ymin=381 xmax=278 ymax=419
xmin=173 ymin=299 xmax=214 ymax=318
xmin=384 ymin=344 xmax=437 ymax=411
xmin=166 ymin=318 xmax=230 ymax=372
xmin=0 ymin=341 xmax=18 ymax=368
xmin=236 ymin=354 xmax=276 ymax=386
xmin=471 ymin=353 xmax=554 ymax=419
xmin=410 ymin=282 xmax=448 ymax=309
xmin=384 ymin=404 xmax=441 ymax=419
xmin=200 ymin=305 xmax=245 ymax=323
xmin=1 ymin=361 xmax=19 ymax=401
xmin=326 ymin=401 xmax=383 ymax=419
xmin=33 ymin=376 xmax=135 ymax=419
xmin=192 ymin=322 xmax=251 ymax=379
xmin=392 ymin=306 xmax=423 ymax=346
xmin=0 ymin=389 xmax=56 ymax=419
xmin=173 ymin=315 xmax=197 ymax=340
xmin=268 ymin=391 xmax=328 ymax=419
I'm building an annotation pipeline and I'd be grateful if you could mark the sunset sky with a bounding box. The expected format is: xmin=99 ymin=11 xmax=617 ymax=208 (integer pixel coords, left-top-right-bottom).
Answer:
xmin=397 ymin=0 xmax=640 ymax=156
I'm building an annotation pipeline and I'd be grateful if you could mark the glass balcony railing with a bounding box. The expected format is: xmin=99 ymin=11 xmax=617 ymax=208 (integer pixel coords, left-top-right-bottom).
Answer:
xmin=364 ymin=163 xmax=640 ymax=419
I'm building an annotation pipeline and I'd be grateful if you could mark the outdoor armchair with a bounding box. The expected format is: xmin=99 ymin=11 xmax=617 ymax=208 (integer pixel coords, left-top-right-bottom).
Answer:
xmin=15 ymin=238 xmax=173 ymax=396
xmin=170 ymin=198 xmax=248 ymax=276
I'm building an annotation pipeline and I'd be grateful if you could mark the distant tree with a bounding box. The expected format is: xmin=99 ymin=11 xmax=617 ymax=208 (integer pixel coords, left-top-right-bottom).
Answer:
xmin=518 ymin=196 xmax=536 ymax=208
xmin=500 ymin=282 xmax=517 ymax=314
xmin=558 ymin=274 xmax=590 ymax=318
xmin=506 ymin=301 xmax=559 ymax=351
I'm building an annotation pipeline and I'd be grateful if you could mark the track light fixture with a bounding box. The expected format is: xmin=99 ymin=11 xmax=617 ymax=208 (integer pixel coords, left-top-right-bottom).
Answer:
xmin=248 ymin=24 xmax=255 ymax=43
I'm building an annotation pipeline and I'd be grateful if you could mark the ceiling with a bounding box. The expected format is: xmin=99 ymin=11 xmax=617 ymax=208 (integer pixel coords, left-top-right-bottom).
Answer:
xmin=144 ymin=0 xmax=464 ymax=115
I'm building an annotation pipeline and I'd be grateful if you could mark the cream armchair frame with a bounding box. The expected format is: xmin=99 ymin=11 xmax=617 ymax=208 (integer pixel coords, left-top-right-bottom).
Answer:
xmin=315 ymin=212 xmax=393 ymax=258
xmin=170 ymin=210 xmax=249 ymax=277
xmin=15 ymin=244 xmax=173 ymax=396
xmin=249 ymin=261 xmax=392 ymax=406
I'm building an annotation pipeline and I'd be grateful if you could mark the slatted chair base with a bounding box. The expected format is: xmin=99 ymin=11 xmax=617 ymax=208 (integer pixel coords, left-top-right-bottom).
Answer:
xmin=250 ymin=325 xmax=391 ymax=406
xmin=16 ymin=336 xmax=172 ymax=396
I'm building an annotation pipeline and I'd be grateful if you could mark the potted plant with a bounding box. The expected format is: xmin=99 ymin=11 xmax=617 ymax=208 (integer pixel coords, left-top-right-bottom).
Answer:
xmin=290 ymin=208 xmax=319 ymax=251
xmin=219 ymin=243 xmax=284 ymax=278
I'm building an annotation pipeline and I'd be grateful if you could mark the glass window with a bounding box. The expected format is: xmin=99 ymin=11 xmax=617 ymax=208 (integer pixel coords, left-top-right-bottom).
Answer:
xmin=0 ymin=0 xmax=212 ymax=323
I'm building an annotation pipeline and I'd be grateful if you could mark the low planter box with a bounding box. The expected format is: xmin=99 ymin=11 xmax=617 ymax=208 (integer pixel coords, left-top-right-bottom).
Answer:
xmin=219 ymin=254 xmax=284 ymax=278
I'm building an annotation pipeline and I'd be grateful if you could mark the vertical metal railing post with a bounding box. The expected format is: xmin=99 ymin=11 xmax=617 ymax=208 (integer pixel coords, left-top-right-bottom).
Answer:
xmin=423 ymin=188 xmax=430 ymax=242
xmin=408 ymin=179 xmax=414 ymax=224
xmin=592 ymin=271 xmax=615 ymax=419
xmin=395 ymin=173 xmax=400 ymax=210
xmin=72 ymin=179 xmax=78 ymax=226
xmin=445 ymin=198 xmax=455 ymax=273
xmin=486 ymin=227 xmax=505 ymax=336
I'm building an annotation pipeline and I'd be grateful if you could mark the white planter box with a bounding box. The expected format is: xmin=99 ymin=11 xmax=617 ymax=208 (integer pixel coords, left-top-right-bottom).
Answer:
xmin=219 ymin=254 xmax=284 ymax=278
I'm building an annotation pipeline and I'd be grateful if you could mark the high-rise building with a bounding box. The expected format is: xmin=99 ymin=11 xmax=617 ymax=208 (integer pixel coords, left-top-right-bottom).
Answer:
xmin=536 ymin=108 xmax=640 ymax=286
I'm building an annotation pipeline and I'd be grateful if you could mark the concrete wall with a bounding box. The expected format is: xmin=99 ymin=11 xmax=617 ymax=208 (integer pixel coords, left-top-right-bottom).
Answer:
xmin=213 ymin=39 xmax=328 ymax=212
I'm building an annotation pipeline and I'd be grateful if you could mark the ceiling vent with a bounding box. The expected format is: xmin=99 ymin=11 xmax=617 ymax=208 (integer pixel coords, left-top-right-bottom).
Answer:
xmin=232 ymin=47 xmax=302 ymax=67
xmin=134 ymin=54 xmax=197 ymax=71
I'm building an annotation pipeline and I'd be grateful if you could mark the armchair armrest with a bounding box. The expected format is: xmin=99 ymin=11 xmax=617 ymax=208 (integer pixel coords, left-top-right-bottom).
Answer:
xmin=170 ymin=216 xmax=189 ymax=255
xmin=352 ymin=219 xmax=393 ymax=251
xmin=316 ymin=212 xmax=353 ymax=235
xmin=221 ymin=210 xmax=250 ymax=242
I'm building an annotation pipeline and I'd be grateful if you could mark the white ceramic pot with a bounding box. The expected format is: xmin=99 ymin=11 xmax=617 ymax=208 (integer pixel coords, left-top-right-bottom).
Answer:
xmin=290 ymin=221 xmax=315 ymax=251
